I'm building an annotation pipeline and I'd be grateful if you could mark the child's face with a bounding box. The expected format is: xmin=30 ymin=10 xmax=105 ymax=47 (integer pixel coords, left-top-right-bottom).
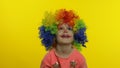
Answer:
xmin=56 ymin=23 xmax=74 ymax=45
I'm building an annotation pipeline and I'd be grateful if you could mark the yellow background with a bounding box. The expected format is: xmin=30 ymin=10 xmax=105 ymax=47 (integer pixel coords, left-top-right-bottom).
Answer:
xmin=0 ymin=0 xmax=120 ymax=68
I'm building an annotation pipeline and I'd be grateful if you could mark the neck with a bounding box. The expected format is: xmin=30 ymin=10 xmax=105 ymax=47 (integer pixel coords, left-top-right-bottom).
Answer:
xmin=55 ymin=43 xmax=73 ymax=57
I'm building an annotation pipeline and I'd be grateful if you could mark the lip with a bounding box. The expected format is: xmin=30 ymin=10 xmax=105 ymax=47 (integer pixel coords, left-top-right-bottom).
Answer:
xmin=60 ymin=34 xmax=71 ymax=38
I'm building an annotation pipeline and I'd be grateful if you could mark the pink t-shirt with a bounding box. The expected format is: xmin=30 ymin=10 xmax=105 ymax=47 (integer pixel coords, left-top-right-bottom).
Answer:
xmin=40 ymin=48 xmax=87 ymax=68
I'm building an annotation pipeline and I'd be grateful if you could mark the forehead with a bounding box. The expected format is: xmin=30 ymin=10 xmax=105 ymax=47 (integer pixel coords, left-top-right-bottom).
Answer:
xmin=58 ymin=23 xmax=72 ymax=28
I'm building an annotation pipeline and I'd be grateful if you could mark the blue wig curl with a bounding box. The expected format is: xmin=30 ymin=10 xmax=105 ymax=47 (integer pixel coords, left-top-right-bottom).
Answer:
xmin=74 ymin=28 xmax=88 ymax=48
xmin=39 ymin=26 xmax=55 ymax=50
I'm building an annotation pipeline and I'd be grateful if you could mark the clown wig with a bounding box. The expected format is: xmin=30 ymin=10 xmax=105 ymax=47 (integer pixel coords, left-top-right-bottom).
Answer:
xmin=38 ymin=9 xmax=88 ymax=51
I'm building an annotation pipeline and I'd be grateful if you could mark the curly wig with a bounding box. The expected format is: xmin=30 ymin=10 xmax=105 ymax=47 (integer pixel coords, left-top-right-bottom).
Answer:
xmin=38 ymin=9 xmax=88 ymax=51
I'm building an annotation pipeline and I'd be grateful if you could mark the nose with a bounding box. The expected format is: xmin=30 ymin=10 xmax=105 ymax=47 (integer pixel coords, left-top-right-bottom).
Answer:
xmin=63 ymin=29 xmax=68 ymax=33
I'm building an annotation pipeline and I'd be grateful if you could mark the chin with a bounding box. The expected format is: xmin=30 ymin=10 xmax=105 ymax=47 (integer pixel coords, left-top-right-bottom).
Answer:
xmin=57 ymin=38 xmax=73 ymax=45
xmin=60 ymin=40 xmax=73 ymax=45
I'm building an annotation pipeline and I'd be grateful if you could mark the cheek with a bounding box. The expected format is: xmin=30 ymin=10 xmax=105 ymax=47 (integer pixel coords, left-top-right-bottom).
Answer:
xmin=69 ymin=31 xmax=74 ymax=36
xmin=56 ymin=32 xmax=62 ymax=39
xmin=69 ymin=32 xmax=74 ymax=40
xmin=56 ymin=31 xmax=62 ymax=36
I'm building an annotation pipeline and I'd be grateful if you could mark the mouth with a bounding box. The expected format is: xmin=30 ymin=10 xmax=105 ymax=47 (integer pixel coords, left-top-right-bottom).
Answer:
xmin=60 ymin=34 xmax=71 ymax=38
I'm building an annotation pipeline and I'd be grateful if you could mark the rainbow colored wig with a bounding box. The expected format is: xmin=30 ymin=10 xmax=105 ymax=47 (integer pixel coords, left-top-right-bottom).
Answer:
xmin=38 ymin=9 xmax=88 ymax=51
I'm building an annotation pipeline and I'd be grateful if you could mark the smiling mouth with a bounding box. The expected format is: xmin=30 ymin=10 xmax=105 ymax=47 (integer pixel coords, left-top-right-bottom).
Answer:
xmin=60 ymin=34 xmax=71 ymax=38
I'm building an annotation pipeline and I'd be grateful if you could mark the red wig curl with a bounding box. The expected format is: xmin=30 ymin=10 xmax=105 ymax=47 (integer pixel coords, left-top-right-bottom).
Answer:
xmin=56 ymin=9 xmax=79 ymax=27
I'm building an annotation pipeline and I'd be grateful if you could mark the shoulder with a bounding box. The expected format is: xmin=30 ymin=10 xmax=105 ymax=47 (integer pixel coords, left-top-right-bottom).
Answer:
xmin=40 ymin=49 xmax=54 ymax=67
xmin=42 ymin=49 xmax=54 ymax=62
xmin=40 ymin=49 xmax=57 ymax=68
xmin=73 ymin=48 xmax=85 ymax=59
xmin=72 ymin=48 xmax=87 ymax=68
xmin=72 ymin=48 xmax=87 ymax=64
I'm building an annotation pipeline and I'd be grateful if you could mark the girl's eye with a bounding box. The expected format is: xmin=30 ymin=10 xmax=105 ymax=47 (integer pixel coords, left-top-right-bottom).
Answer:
xmin=58 ymin=27 xmax=63 ymax=30
xmin=68 ymin=27 xmax=73 ymax=30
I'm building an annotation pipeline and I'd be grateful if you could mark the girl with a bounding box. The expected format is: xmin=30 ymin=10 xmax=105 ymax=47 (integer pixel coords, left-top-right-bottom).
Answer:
xmin=39 ymin=9 xmax=88 ymax=68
